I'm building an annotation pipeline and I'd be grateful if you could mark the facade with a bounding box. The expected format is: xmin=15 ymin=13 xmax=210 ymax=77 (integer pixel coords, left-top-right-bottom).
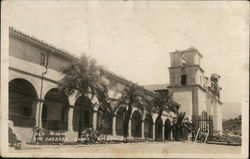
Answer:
xmin=8 ymin=27 xmax=176 ymax=143
xmin=167 ymin=48 xmax=223 ymax=131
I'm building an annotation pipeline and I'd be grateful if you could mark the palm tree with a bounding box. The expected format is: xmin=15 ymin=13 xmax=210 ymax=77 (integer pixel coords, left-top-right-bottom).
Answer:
xmin=171 ymin=112 xmax=193 ymax=141
xmin=152 ymin=91 xmax=179 ymax=118
xmin=115 ymin=84 xmax=146 ymax=141
xmin=58 ymin=54 xmax=109 ymax=138
xmin=153 ymin=92 xmax=170 ymax=117
xmin=151 ymin=91 xmax=179 ymax=140
xmin=95 ymin=84 xmax=116 ymax=136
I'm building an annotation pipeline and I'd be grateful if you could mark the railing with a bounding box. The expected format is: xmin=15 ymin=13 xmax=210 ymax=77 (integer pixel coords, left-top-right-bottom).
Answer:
xmin=192 ymin=113 xmax=213 ymax=142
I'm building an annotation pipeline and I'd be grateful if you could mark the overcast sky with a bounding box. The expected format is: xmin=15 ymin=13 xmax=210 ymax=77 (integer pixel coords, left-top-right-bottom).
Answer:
xmin=4 ymin=1 xmax=249 ymax=103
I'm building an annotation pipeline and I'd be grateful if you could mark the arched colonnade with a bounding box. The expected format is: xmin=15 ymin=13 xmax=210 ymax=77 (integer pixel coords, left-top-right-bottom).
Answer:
xmin=9 ymin=78 xmax=174 ymax=141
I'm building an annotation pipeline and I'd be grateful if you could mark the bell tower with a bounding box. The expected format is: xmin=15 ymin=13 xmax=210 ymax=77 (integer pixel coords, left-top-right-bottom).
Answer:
xmin=169 ymin=47 xmax=204 ymax=87
xmin=168 ymin=47 xmax=205 ymax=119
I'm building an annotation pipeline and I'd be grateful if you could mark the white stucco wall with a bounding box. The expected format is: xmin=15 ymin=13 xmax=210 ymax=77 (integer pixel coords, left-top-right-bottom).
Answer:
xmin=172 ymin=91 xmax=193 ymax=119
xmin=216 ymin=103 xmax=223 ymax=132
xmin=212 ymin=100 xmax=221 ymax=131
xmin=197 ymin=88 xmax=207 ymax=115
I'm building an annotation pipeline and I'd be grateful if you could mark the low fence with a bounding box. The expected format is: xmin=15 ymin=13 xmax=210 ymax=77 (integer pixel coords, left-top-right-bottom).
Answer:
xmin=192 ymin=112 xmax=213 ymax=142
xmin=192 ymin=112 xmax=241 ymax=145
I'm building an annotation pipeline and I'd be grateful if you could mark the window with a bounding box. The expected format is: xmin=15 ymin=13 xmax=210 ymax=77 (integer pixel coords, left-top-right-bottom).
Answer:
xmin=181 ymin=75 xmax=187 ymax=85
xmin=40 ymin=52 xmax=46 ymax=66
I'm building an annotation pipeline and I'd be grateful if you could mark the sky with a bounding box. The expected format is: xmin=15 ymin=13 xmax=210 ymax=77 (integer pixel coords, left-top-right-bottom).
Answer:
xmin=3 ymin=0 xmax=249 ymax=104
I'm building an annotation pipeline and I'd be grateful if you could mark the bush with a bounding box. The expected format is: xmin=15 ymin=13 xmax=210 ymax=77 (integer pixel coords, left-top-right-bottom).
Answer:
xmin=77 ymin=128 xmax=99 ymax=144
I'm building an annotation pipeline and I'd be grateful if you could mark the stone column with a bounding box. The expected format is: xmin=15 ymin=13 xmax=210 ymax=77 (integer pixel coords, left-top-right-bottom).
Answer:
xmin=36 ymin=99 xmax=44 ymax=128
xmin=35 ymin=101 xmax=40 ymax=127
xmin=66 ymin=94 xmax=77 ymax=142
xmin=66 ymin=106 xmax=75 ymax=142
xmin=67 ymin=106 xmax=74 ymax=131
xmin=128 ymin=118 xmax=132 ymax=138
xmin=162 ymin=125 xmax=165 ymax=140
xmin=92 ymin=109 xmax=98 ymax=130
xmin=141 ymin=120 xmax=145 ymax=139
xmin=152 ymin=123 xmax=156 ymax=140
xmin=112 ymin=115 xmax=117 ymax=136
xmin=38 ymin=103 xmax=43 ymax=128
xmin=170 ymin=129 xmax=173 ymax=140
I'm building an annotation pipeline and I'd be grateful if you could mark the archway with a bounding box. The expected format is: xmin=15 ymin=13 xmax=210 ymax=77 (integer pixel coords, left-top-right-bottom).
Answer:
xmin=73 ymin=96 xmax=93 ymax=132
xmin=131 ymin=110 xmax=142 ymax=137
xmin=116 ymin=106 xmax=126 ymax=136
xmin=155 ymin=116 xmax=163 ymax=140
xmin=9 ymin=78 xmax=38 ymax=127
xmin=144 ymin=113 xmax=153 ymax=139
xmin=164 ymin=119 xmax=171 ymax=140
xmin=42 ymin=88 xmax=69 ymax=130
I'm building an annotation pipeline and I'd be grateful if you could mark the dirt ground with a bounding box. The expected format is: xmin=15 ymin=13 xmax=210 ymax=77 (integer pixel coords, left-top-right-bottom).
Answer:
xmin=6 ymin=141 xmax=242 ymax=158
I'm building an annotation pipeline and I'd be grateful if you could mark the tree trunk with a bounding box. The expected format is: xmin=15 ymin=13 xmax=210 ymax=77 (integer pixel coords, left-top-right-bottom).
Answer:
xmin=97 ymin=111 xmax=104 ymax=134
xmin=175 ymin=128 xmax=179 ymax=141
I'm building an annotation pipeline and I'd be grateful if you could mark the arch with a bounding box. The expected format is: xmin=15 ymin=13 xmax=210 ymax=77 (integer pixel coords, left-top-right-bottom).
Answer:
xmin=115 ymin=106 xmax=126 ymax=136
xmin=144 ymin=113 xmax=153 ymax=139
xmin=42 ymin=88 xmax=69 ymax=130
xmin=9 ymin=78 xmax=38 ymax=127
xmin=131 ymin=107 xmax=142 ymax=118
xmin=98 ymin=110 xmax=112 ymax=135
xmin=73 ymin=96 xmax=93 ymax=132
xmin=131 ymin=110 xmax=142 ymax=138
xmin=9 ymin=72 xmax=40 ymax=95
xmin=164 ymin=119 xmax=172 ymax=140
xmin=155 ymin=116 xmax=163 ymax=140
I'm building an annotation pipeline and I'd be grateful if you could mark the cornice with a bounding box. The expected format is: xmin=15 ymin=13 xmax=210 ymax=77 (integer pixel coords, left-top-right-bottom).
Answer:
xmin=168 ymin=65 xmax=204 ymax=73
xmin=169 ymin=48 xmax=203 ymax=58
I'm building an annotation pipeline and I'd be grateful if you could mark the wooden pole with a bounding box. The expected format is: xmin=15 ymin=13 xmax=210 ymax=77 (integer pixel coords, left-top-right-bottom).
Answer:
xmin=194 ymin=128 xmax=200 ymax=143
xmin=204 ymin=129 xmax=210 ymax=143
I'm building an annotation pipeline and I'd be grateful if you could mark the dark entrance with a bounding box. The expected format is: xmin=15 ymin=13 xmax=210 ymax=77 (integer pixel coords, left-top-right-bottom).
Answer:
xmin=73 ymin=96 xmax=93 ymax=132
xmin=9 ymin=78 xmax=38 ymax=127
xmin=42 ymin=88 xmax=69 ymax=130
xmin=116 ymin=106 xmax=126 ymax=136
xmin=164 ymin=119 xmax=171 ymax=140
xmin=144 ymin=113 xmax=153 ymax=139
xmin=131 ymin=110 xmax=142 ymax=138
xmin=155 ymin=116 xmax=163 ymax=140
xmin=98 ymin=110 xmax=112 ymax=135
